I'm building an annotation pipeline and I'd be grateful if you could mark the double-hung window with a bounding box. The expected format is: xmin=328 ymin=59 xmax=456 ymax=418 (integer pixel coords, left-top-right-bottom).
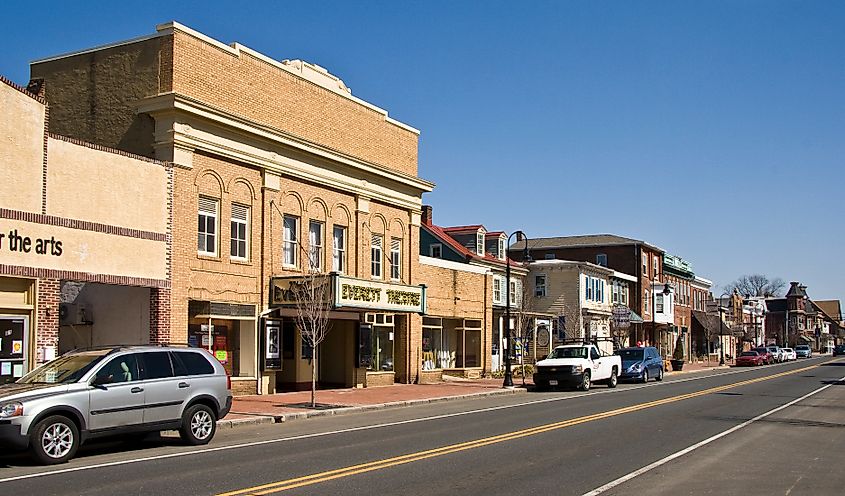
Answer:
xmin=509 ymin=280 xmax=517 ymax=306
xmin=535 ymin=275 xmax=546 ymax=297
xmin=230 ymin=203 xmax=249 ymax=260
xmin=656 ymin=293 xmax=664 ymax=313
xmin=476 ymin=231 xmax=484 ymax=256
xmin=283 ymin=215 xmax=298 ymax=267
xmin=198 ymin=197 xmax=218 ymax=256
xmin=371 ymin=235 xmax=383 ymax=279
xmin=498 ymin=238 xmax=506 ymax=260
xmin=493 ymin=277 xmax=502 ymax=304
xmin=390 ymin=238 xmax=401 ymax=280
xmin=308 ymin=221 xmax=323 ymax=271
xmin=332 ymin=226 xmax=346 ymax=273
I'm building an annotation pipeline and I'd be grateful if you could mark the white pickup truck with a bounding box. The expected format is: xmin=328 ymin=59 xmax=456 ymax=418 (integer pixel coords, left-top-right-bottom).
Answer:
xmin=533 ymin=344 xmax=621 ymax=391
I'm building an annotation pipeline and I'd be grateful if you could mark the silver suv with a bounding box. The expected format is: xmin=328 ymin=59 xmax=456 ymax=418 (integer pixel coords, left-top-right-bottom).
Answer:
xmin=0 ymin=346 xmax=232 ymax=464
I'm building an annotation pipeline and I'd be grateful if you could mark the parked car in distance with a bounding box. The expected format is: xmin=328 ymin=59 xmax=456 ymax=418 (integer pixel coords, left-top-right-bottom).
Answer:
xmin=766 ymin=346 xmax=783 ymax=363
xmin=0 ymin=346 xmax=232 ymax=465
xmin=736 ymin=351 xmax=766 ymax=367
xmin=752 ymin=347 xmax=774 ymax=365
xmin=618 ymin=346 xmax=664 ymax=383
xmin=533 ymin=344 xmax=621 ymax=391
xmin=780 ymin=348 xmax=797 ymax=361
xmin=833 ymin=345 xmax=845 ymax=357
xmin=795 ymin=345 xmax=812 ymax=358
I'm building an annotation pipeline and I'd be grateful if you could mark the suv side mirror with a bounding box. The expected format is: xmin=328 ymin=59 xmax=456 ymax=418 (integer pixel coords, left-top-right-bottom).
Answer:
xmin=91 ymin=375 xmax=111 ymax=389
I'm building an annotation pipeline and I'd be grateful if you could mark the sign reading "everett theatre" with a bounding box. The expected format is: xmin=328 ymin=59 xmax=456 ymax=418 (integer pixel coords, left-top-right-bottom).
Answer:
xmin=335 ymin=276 xmax=425 ymax=313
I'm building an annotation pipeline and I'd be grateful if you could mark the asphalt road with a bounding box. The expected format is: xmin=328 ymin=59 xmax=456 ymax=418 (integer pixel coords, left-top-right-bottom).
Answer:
xmin=1 ymin=357 xmax=843 ymax=496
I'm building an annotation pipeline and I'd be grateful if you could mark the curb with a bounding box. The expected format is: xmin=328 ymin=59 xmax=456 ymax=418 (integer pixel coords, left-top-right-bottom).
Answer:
xmin=666 ymin=365 xmax=731 ymax=376
xmin=219 ymin=386 xmax=528 ymax=427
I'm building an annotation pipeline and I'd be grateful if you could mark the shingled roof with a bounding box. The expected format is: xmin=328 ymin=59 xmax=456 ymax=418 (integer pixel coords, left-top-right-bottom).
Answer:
xmin=512 ymin=234 xmax=663 ymax=253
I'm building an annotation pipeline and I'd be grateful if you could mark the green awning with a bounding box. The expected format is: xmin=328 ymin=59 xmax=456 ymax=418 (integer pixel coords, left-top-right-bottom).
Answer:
xmin=628 ymin=309 xmax=644 ymax=324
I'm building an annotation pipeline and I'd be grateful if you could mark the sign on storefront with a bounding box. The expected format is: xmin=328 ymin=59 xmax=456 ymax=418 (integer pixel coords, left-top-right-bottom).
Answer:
xmin=270 ymin=274 xmax=426 ymax=314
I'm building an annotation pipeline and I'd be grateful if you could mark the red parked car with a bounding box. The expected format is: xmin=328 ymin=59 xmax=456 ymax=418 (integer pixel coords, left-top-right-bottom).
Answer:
xmin=736 ymin=351 xmax=766 ymax=366
xmin=752 ymin=347 xmax=774 ymax=364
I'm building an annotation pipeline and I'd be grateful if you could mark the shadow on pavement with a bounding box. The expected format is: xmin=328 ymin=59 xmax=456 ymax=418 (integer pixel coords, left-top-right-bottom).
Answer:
xmin=0 ymin=433 xmax=184 ymax=468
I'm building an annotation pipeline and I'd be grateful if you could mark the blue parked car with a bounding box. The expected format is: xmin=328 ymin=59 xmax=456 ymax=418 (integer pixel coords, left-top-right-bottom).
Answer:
xmin=619 ymin=346 xmax=664 ymax=382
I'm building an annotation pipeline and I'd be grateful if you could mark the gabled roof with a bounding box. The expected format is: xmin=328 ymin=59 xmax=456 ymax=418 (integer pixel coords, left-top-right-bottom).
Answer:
xmin=485 ymin=231 xmax=505 ymax=238
xmin=423 ymin=223 xmax=521 ymax=268
xmin=815 ymin=300 xmax=842 ymax=320
xmin=514 ymin=234 xmax=663 ymax=253
xmin=442 ymin=225 xmax=485 ymax=233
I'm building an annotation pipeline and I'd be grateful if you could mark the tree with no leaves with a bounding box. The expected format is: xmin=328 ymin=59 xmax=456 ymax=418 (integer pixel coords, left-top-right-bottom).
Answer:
xmin=290 ymin=249 xmax=333 ymax=408
xmin=724 ymin=274 xmax=786 ymax=297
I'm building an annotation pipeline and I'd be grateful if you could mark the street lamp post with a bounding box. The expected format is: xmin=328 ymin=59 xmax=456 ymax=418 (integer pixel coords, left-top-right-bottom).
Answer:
xmin=718 ymin=291 xmax=731 ymax=366
xmin=503 ymin=231 xmax=530 ymax=388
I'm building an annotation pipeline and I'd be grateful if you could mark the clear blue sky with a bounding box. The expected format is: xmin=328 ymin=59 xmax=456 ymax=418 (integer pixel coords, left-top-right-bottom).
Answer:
xmin=3 ymin=1 xmax=843 ymax=303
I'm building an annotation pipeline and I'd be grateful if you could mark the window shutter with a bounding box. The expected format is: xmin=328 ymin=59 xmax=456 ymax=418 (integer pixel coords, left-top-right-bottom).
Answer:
xmin=199 ymin=197 xmax=218 ymax=214
xmin=231 ymin=204 xmax=248 ymax=221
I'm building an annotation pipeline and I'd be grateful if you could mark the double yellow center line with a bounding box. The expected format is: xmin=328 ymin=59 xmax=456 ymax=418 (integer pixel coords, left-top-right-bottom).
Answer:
xmin=218 ymin=364 xmax=819 ymax=495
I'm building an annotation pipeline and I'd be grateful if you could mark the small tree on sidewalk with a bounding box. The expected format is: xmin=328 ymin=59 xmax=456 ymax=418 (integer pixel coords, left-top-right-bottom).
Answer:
xmin=290 ymin=248 xmax=333 ymax=407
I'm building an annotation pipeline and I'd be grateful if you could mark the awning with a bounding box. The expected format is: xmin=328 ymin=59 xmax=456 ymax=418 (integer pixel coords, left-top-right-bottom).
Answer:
xmin=799 ymin=335 xmax=813 ymax=342
xmin=628 ymin=310 xmax=644 ymax=324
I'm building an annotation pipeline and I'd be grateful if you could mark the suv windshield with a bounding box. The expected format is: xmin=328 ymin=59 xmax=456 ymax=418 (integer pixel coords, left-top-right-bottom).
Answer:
xmin=618 ymin=349 xmax=645 ymax=361
xmin=18 ymin=350 xmax=110 ymax=384
xmin=548 ymin=347 xmax=588 ymax=359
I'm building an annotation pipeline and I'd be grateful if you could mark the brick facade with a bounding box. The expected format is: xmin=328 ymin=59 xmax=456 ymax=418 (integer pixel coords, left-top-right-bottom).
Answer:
xmin=36 ymin=278 xmax=60 ymax=349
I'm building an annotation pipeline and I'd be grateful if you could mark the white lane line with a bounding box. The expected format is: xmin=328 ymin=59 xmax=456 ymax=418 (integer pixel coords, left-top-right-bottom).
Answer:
xmin=0 ymin=360 xmax=822 ymax=485
xmin=581 ymin=373 xmax=845 ymax=496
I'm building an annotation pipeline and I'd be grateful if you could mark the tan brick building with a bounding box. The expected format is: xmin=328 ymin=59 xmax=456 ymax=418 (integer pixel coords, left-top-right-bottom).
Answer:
xmin=0 ymin=76 xmax=171 ymax=382
xmin=31 ymin=22 xmax=433 ymax=394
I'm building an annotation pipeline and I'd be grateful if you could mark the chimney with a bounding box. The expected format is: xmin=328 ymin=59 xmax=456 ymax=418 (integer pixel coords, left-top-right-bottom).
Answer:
xmin=421 ymin=205 xmax=433 ymax=226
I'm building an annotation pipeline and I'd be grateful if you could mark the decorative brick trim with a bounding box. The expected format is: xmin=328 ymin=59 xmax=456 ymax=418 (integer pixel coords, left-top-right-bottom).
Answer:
xmin=0 ymin=75 xmax=47 ymax=104
xmin=0 ymin=264 xmax=169 ymax=289
xmin=0 ymin=208 xmax=167 ymax=242
xmin=42 ymin=100 xmax=49 ymax=215
xmin=49 ymin=133 xmax=170 ymax=167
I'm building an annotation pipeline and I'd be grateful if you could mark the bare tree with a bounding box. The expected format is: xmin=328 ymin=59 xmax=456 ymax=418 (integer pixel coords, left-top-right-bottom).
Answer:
xmin=724 ymin=274 xmax=786 ymax=297
xmin=290 ymin=248 xmax=333 ymax=407
xmin=512 ymin=277 xmax=537 ymax=383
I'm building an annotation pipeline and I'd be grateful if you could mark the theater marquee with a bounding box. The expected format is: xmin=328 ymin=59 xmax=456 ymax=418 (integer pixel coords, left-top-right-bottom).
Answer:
xmin=270 ymin=274 xmax=426 ymax=314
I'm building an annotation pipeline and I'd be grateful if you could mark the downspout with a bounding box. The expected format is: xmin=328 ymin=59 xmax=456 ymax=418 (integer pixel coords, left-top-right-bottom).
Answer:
xmin=256 ymin=188 xmax=268 ymax=395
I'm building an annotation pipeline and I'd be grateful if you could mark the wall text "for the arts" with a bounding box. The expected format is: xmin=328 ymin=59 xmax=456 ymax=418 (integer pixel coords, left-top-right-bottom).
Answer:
xmin=0 ymin=229 xmax=63 ymax=256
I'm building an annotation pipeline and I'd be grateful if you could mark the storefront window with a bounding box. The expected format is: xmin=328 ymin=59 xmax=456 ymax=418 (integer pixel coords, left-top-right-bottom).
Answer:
xmin=444 ymin=318 xmax=482 ymax=369
xmin=188 ymin=318 xmax=255 ymax=378
xmin=422 ymin=317 xmax=444 ymax=370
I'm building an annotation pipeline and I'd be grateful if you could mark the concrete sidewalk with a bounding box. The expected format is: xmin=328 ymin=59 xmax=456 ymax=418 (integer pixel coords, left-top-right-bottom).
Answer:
xmin=218 ymin=360 xmax=730 ymax=428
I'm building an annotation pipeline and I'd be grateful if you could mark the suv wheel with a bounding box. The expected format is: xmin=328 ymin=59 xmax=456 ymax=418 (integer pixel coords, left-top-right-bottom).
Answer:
xmin=30 ymin=415 xmax=79 ymax=465
xmin=180 ymin=404 xmax=217 ymax=445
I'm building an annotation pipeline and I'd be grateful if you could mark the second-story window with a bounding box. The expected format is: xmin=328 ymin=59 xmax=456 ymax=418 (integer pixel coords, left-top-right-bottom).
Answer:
xmin=653 ymin=255 xmax=660 ymax=278
xmin=642 ymin=253 xmax=648 ymax=274
xmin=230 ymin=203 xmax=249 ymax=261
xmin=476 ymin=231 xmax=484 ymax=256
xmin=198 ymin=196 xmax=218 ymax=257
xmin=509 ymin=280 xmax=517 ymax=305
xmin=498 ymin=238 xmax=506 ymax=260
xmin=371 ymin=235 xmax=383 ymax=279
xmin=332 ymin=226 xmax=346 ymax=273
xmin=429 ymin=244 xmax=442 ymax=258
xmin=283 ymin=215 xmax=298 ymax=267
xmin=390 ymin=238 xmax=401 ymax=280
xmin=308 ymin=221 xmax=323 ymax=271
xmin=535 ymin=275 xmax=547 ymax=297
xmin=656 ymin=293 xmax=664 ymax=313
xmin=493 ymin=277 xmax=502 ymax=304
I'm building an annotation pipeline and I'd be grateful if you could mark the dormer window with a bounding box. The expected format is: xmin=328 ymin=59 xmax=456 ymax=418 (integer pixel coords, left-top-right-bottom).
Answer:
xmin=498 ymin=236 xmax=506 ymax=260
xmin=476 ymin=230 xmax=485 ymax=256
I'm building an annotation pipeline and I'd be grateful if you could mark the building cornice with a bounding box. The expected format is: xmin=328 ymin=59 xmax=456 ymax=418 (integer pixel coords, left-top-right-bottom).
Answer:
xmin=137 ymin=92 xmax=433 ymax=209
